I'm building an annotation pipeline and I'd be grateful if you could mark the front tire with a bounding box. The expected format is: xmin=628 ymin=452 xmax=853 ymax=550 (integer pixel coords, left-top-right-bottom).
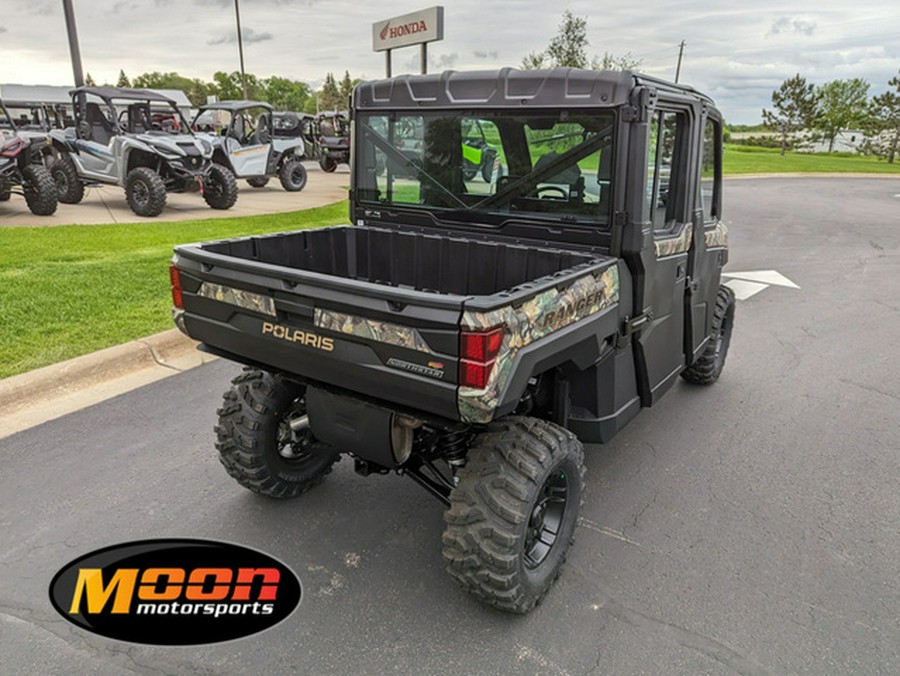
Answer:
xmin=50 ymin=155 xmax=85 ymax=204
xmin=0 ymin=181 xmax=10 ymax=201
xmin=203 ymin=163 xmax=238 ymax=210
xmin=681 ymin=285 xmax=736 ymax=385
xmin=319 ymin=156 xmax=337 ymax=173
xmin=279 ymin=158 xmax=307 ymax=191
xmin=22 ymin=164 xmax=58 ymax=216
xmin=442 ymin=417 xmax=585 ymax=613
xmin=125 ymin=167 xmax=166 ymax=217
xmin=215 ymin=368 xmax=340 ymax=499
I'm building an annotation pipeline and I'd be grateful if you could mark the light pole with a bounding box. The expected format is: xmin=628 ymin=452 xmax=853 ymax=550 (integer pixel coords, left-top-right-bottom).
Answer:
xmin=61 ymin=0 xmax=85 ymax=87
xmin=234 ymin=0 xmax=248 ymax=99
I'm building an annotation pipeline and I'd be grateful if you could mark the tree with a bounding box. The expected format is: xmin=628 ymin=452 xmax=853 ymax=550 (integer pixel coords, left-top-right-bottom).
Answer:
xmin=762 ymin=74 xmax=819 ymax=156
xmin=133 ymin=71 xmax=210 ymax=106
xmin=210 ymin=71 xmax=263 ymax=101
xmin=84 ymin=73 xmax=96 ymax=86
xmin=116 ymin=70 xmax=131 ymax=88
xmin=816 ymin=78 xmax=870 ymax=152
xmin=319 ymin=73 xmax=343 ymax=111
xmin=264 ymin=76 xmax=311 ymax=112
xmin=546 ymin=10 xmax=589 ymax=68
xmin=338 ymin=71 xmax=356 ymax=103
xmin=861 ymin=71 xmax=900 ymax=163
xmin=592 ymin=51 xmax=642 ymax=72
xmin=521 ymin=10 xmax=641 ymax=72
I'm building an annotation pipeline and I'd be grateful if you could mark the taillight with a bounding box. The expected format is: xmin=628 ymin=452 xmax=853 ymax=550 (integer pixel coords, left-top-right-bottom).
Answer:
xmin=0 ymin=137 xmax=25 ymax=157
xmin=169 ymin=264 xmax=184 ymax=309
xmin=459 ymin=326 xmax=504 ymax=389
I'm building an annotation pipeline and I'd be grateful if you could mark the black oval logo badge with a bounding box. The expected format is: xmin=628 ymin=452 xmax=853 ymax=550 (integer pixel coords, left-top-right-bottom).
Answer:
xmin=48 ymin=539 xmax=301 ymax=645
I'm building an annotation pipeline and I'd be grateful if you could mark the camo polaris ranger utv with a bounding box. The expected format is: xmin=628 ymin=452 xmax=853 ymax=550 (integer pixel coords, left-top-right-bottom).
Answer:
xmin=170 ymin=68 xmax=734 ymax=613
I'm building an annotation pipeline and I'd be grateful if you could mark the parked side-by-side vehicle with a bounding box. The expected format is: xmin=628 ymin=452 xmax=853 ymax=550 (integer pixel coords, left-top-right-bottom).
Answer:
xmin=193 ymin=101 xmax=309 ymax=192
xmin=0 ymin=99 xmax=57 ymax=215
xmin=170 ymin=68 xmax=734 ymax=613
xmin=49 ymin=86 xmax=238 ymax=217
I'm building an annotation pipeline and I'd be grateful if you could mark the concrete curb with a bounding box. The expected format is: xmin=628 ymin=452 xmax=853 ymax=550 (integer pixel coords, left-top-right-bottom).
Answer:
xmin=0 ymin=329 xmax=216 ymax=440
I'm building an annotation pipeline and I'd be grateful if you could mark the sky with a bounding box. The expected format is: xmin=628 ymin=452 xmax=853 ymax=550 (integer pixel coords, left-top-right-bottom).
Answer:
xmin=1 ymin=0 xmax=897 ymax=124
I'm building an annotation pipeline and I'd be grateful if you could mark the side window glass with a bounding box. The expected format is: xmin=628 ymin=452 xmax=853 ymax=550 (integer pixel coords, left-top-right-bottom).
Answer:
xmin=700 ymin=119 xmax=721 ymax=223
xmin=647 ymin=111 xmax=685 ymax=234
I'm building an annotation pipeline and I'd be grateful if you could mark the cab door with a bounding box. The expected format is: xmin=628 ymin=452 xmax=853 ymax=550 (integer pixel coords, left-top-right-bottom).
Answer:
xmin=686 ymin=111 xmax=727 ymax=359
xmin=632 ymin=104 xmax=696 ymax=404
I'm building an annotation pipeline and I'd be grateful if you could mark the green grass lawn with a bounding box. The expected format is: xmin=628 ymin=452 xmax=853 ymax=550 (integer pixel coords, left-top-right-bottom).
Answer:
xmin=724 ymin=144 xmax=900 ymax=174
xmin=0 ymin=201 xmax=348 ymax=379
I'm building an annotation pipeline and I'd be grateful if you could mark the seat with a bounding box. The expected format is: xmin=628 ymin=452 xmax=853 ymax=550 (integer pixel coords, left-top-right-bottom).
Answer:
xmin=85 ymin=103 xmax=114 ymax=145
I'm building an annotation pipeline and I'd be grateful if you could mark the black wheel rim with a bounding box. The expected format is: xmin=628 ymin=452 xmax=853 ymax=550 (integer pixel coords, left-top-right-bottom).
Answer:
xmin=524 ymin=469 xmax=569 ymax=569
xmin=133 ymin=179 xmax=149 ymax=206
xmin=56 ymin=172 xmax=68 ymax=195
xmin=275 ymin=399 xmax=315 ymax=467
xmin=291 ymin=167 xmax=304 ymax=186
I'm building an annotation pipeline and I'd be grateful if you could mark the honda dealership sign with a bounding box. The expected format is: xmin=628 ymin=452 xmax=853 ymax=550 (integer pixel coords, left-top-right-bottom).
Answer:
xmin=372 ymin=6 xmax=444 ymax=52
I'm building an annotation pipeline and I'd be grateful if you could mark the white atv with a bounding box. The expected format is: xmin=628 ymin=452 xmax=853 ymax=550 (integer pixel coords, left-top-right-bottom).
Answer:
xmin=48 ymin=86 xmax=238 ymax=218
xmin=192 ymin=101 xmax=308 ymax=192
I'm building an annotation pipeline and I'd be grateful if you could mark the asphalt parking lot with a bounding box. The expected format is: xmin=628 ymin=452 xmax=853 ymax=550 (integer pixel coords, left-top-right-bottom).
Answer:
xmin=0 ymin=162 xmax=349 ymax=226
xmin=1 ymin=177 xmax=898 ymax=674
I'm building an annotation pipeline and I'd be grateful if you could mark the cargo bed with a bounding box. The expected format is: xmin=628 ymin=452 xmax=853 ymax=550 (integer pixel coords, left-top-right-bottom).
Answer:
xmin=192 ymin=224 xmax=604 ymax=298
xmin=172 ymin=224 xmax=618 ymax=421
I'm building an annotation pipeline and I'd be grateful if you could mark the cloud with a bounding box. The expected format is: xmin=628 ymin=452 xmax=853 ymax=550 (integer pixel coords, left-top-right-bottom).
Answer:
xmin=207 ymin=27 xmax=274 ymax=45
xmin=769 ymin=17 xmax=817 ymax=37
xmin=473 ymin=50 xmax=499 ymax=60
xmin=21 ymin=1 xmax=55 ymax=16
xmin=112 ymin=1 xmax=139 ymax=13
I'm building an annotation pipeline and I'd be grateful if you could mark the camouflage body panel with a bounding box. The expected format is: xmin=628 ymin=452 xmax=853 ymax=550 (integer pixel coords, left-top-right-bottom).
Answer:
xmin=654 ymin=224 xmax=693 ymax=258
xmin=458 ymin=266 xmax=619 ymax=423
xmin=198 ymin=282 xmax=275 ymax=316
xmin=314 ymin=309 xmax=431 ymax=353
xmin=704 ymin=220 xmax=728 ymax=249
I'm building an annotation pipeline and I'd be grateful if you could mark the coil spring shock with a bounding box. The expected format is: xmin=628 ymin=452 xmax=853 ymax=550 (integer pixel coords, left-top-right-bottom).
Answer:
xmin=437 ymin=425 xmax=470 ymax=465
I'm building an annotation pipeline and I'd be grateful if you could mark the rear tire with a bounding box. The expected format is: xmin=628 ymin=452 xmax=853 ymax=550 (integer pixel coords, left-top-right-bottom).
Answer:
xmin=279 ymin=158 xmax=307 ymax=191
xmin=319 ymin=156 xmax=337 ymax=173
xmin=22 ymin=164 xmax=58 ymax=216
xmin=442 ymin=416 xmax=585 ymax=613
xmin=246 ymin=176 xmax=269 ymax=188
xmin=0 ymin=181 xmax=9 ymax=201
xmin=681 ymin=285 xmax=736 ymax=385
xmin=203 ymin=163 xmax=238 ymax=210
xmin=50 ymin=155 xmax=85 ymax=204
xmin=125 ymin=167 xmax=166 ymax=217
xmin=215 ymin=368 xmax=340 ymax=499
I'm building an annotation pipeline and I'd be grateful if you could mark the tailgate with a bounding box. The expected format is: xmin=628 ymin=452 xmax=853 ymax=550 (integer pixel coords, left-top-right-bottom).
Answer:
xmin=172 ymin=244 xmax=465 ymax=421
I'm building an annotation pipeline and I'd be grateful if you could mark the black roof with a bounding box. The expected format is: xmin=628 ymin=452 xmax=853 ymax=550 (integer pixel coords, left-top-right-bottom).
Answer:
xmin=355 ymin=67 xmax=714 ymax=110
xmin=198 ymin=100 xmax=274 ymax=112
xmin=70 ymin=86 xmax=176 ymax=104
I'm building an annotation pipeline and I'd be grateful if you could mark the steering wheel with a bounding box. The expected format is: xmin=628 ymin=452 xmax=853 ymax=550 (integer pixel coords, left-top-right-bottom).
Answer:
xmin=536 ymin=185 xmax=568 ymax=200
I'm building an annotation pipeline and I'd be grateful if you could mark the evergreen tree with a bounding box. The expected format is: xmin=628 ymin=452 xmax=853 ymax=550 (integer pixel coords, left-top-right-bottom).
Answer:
xmin=319 ymin=73 xmax=343 ymax=111
xmin=84 ymin=73 xmax=96 ymax=86
xmin=338 ymin=71 xmax=355 ymax=103
xmin=116 ymin=70 xmax=131 ymax=88
xmin=762 ymin=74 xmax=819 ymax=156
